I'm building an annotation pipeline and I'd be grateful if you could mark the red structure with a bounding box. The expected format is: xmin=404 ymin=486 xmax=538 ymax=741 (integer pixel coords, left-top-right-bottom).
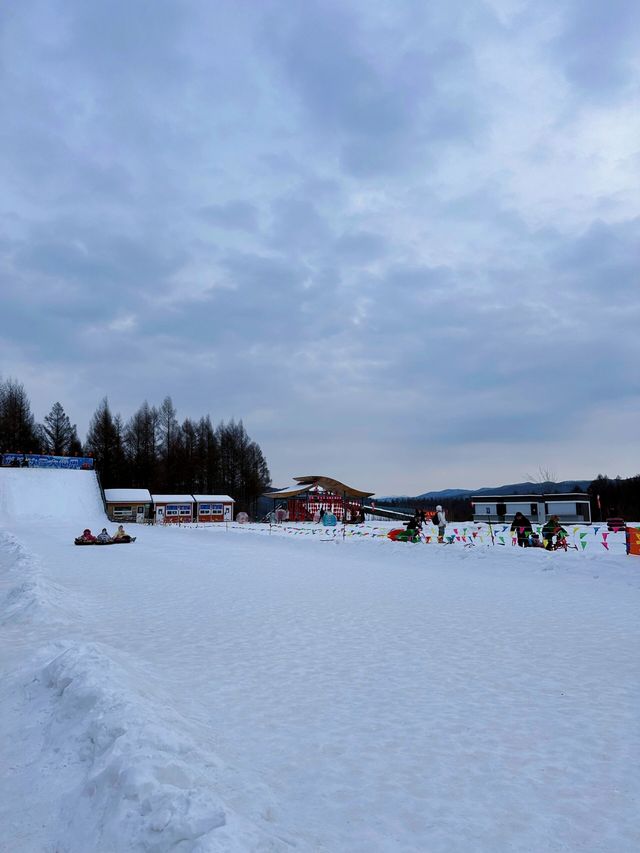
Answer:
xmin=266 ymin=475 xmax=375 ymax=522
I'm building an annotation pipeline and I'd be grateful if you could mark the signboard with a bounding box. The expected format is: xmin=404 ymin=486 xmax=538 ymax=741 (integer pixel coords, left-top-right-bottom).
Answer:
xmin=2 ymin=453 xmax=94 ymax=470
xmin=199 ymin=503 xmax=224 ymax=515
xmin=166 ymin=504 xmax=192 ymax=517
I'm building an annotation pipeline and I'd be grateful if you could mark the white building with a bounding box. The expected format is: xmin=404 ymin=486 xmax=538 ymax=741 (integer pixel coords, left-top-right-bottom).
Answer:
xmin=192 ymin=495 xmax=234 ymax=522
xmin=471 ymin=493 xmax=591 ymax=525
xmin=151 ymin=494 xmax=195 ymax=524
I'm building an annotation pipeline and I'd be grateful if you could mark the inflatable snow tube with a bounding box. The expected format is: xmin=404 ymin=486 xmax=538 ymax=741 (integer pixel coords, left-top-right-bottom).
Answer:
xmin=387 ymin=528 xmax=420 ymax=543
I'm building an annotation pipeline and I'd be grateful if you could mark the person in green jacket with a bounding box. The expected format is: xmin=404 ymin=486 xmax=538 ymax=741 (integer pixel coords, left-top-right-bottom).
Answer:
xmin=542 ymin=515 xmax=567 ymax=550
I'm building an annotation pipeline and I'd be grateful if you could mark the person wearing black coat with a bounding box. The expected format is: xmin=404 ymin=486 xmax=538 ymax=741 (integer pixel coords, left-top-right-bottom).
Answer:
xmin=511 ymin=511 xmax=533 ymax=547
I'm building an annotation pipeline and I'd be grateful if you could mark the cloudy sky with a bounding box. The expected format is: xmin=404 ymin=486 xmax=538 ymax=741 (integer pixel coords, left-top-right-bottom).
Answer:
xmin=1 ymin=0 xmax=638 ymax=494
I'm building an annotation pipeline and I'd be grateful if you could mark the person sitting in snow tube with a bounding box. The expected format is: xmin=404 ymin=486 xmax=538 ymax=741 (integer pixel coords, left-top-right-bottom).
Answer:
xmin=112 ymin=524 xmax=135 ymax=543
xmin=75 ymin=528 xmax=97 ymax=544
xmin=95 ymin=528 xmax=113 ymax=544
xmin=404 ymin=517 xmax=421 ymax=542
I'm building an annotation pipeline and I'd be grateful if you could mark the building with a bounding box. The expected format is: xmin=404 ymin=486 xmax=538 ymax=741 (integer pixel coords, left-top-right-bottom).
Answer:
xmin=192 ymin=494 xmax=234 ymax=522
xmin=104 ymin=488 xmax=153 ymax=522
xmin=151 ymin=494 xmax=195 ymax=524
xmin=471 ymin=493 xmax=592 ymax=525
xmin=265 ymin=475 xmax=374 ymax=522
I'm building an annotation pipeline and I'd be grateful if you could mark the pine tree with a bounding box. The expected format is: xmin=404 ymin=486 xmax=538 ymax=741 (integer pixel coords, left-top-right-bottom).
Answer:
xmin=85 ymin=398 xmax=118 ymax=487
xmin=41 ymin=402 xmax=77 ymax=455
xmin=0 ymin=378 xmax=38 ymax=452
xmin=125 ymin=402 xmax=159 ymax=489
xmin=157 ymin=396 xmax=179 ymax=490
xmin=196 ymin=415 xmax=217 ymax=492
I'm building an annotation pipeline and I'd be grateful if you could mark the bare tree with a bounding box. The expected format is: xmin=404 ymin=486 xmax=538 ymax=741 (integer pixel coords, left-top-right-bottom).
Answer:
xmin=525 ymin=466 xmax=558 ymax=485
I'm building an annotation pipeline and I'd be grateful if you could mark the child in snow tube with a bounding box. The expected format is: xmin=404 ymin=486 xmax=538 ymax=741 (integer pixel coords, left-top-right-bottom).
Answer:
xmin=76 ymin=528 xmax=96 ymax=544
xmin=112 ymin=524 xmax=133 ymax=543
xmin=96 ymin=528 xmax=113 ymax=544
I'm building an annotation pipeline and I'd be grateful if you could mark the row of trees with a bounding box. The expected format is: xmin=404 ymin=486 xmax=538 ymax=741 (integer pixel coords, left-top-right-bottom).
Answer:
xmin=0 ymin=378 xmax=271 ymax=513
xmin=588 ymin=474 xmax=640 ymax=521
xmin=0 ymin=379 xmax=83 ymax=456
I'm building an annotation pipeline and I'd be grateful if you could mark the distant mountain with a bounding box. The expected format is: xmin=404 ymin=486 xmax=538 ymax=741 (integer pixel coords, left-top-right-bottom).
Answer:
xmin=378 ymin=480 xmax=592 ymax=502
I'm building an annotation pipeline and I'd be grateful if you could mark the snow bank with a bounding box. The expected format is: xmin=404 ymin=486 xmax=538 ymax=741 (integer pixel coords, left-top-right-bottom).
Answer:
xmin=0 ymin=531 xmax=297 ymax=852
xmin=5 ymin=639 xmax=296 ymax=853
xmin=39 ymin=643 xmax=262 ymax=851
xmin=0 ymin=531 xmax=77 ymax=625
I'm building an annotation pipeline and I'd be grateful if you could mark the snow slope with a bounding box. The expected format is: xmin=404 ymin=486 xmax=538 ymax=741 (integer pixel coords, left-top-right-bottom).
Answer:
xmin=0 ymin=468 xmax=106 ymax=527
xmin=1 ymin=469 xmax=639 ymax=852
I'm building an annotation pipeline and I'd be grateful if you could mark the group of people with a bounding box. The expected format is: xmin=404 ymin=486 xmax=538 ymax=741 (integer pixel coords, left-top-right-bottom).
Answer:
xmin=77 ymin=525 xmax=132 ymax=544
xmin=510 ymin=512 xmax=568 ymax=550
xmin=405 ymin=505 xmax=448 ymax=542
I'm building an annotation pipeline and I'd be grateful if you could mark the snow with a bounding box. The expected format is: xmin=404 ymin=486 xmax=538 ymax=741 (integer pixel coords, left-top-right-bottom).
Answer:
xmin=192 ymin=495 xmax=234 ymax=503
xmin=151 ymin=494 xmax=195 ymax=504
xmin=104 ymin=488 xmax=152 ymax=503
xmin=1 ymin=468 xmax=639 ymax=852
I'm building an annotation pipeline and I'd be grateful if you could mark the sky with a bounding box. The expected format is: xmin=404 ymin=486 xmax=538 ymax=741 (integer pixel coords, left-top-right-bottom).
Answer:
xmin=1 ymin=0 xmax=639 ymax=495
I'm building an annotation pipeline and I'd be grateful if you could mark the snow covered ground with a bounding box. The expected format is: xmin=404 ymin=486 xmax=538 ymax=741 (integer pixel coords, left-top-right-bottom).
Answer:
xmin=1 ymin=470 xmax=639 ymax=852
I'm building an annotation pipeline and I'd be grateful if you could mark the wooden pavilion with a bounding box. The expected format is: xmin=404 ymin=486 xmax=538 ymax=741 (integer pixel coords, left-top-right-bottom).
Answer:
xmin=266 ymin=475 xmax=375 ymax=522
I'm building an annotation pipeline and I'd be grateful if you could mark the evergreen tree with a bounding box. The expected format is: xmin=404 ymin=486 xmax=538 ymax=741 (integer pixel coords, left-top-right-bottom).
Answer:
xmin=69 ymin=426 xmax=84 ymax=456
xmin=176 ymin=417 xmax=198 ymax=492
xmin=125 ymin=402 xmax=159 ymax=488
xmin=196 ymin=415 xmax=218 ymax=492
xmin=0 ymin=378 xmax=38 ymax=452
xmin=41 ymin=402 xmax=77 ymax=455
xmin=157 ymin=396 xmax=179 ymax=490
xmin=85 ymin=398 xmax=118 ymax=487
xmin=112 ymin=413 xmax=128 ymax=485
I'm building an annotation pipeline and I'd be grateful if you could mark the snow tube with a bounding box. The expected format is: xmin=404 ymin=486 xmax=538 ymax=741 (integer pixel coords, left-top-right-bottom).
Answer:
xmin=112 ymin=536 xmax=136 ymax=543
xmin=74 ymin=538 xmax=96 ymax=545
xmin=387 ymin=528 xmax=420 ymax=543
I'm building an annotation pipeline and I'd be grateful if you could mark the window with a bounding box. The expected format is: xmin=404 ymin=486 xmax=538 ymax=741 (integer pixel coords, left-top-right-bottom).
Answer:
xmin=179 ymin=505 xmax=191 ymax=516
xmin=199 ymin=503 xmax=223 ymax=515
xmin=137 ymin=506 xmax=144 ymax=514
xmin=530 ymin=504 xmax=538 ymax=516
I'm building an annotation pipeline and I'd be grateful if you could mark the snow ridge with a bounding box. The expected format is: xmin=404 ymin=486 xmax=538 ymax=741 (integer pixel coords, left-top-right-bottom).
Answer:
xmin=20 ymin=641 xmax=294 ymax=853
xmin=0 ymin=531 xmax=73 ymax=625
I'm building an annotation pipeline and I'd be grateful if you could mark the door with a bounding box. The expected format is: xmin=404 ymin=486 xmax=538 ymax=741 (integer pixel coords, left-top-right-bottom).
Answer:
xmin=224 ymin=505 xmax=232 ymax=521
xmin=155 ymin=506 xmax=165 ymax=524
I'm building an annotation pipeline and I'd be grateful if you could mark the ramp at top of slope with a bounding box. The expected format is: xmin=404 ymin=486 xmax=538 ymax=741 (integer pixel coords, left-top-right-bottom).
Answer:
xmin=0 ymin=468 xmax=106 ymax=525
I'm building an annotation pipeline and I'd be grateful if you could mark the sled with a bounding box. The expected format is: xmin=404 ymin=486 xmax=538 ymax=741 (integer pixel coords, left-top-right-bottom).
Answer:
xmin=74 ymin=537 xmax=136 ymax=546
xmin=387 ymin=528 xmax=420 ymax=543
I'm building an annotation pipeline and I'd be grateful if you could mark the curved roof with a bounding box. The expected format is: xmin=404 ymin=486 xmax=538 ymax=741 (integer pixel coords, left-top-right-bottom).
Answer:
xmin=264 ymin=475 xmax=374 ymax=500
